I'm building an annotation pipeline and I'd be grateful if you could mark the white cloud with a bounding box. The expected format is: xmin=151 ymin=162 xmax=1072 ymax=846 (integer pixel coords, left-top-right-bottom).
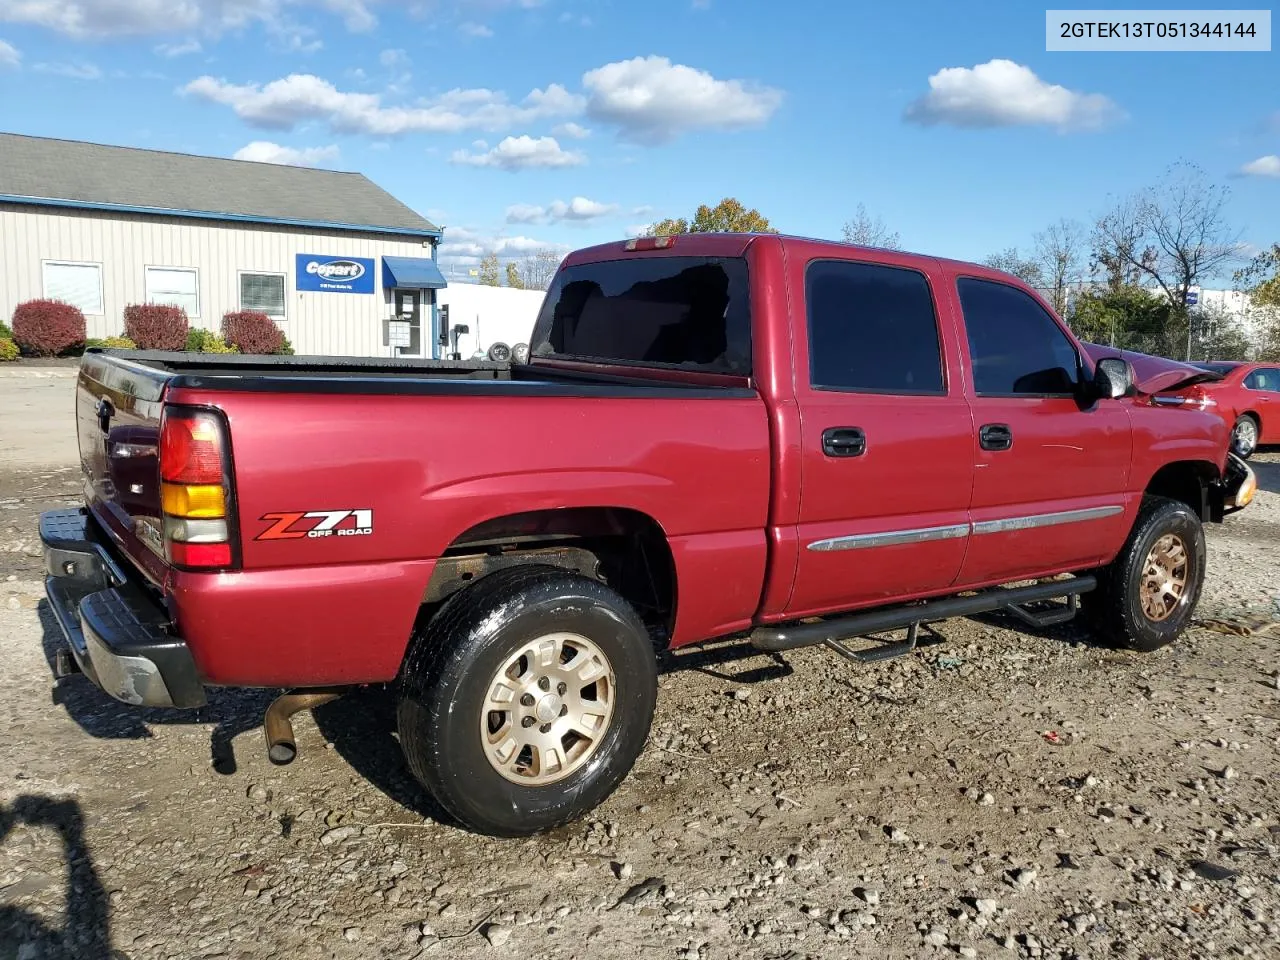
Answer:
xmin=905 ymin=59 xmax=1120 ymax=131
xmin=459 ymin=21 xmax=492 ymax=37
xmin=0 ymin=37 xmax=17 ymax=67
xmin=506 ymin=196 xmax=617 ymax=224
xmin=548 ymin=196 xmax=616 ymax=221
xmin=631 ymin=204 xmax=653 ymax=216
xmin=154 ymin=37 xmax=200 ymax=56
xmin=553 ymin=121 xmax=590 ymax=139
xmin=378 ymin=47 xmax=407 ymax=67
xmin=583 ymin=55 xmax=782 ymax=144
xmin=437 ymin=225 xmax=568 ymax=272
xmin=0 ymin=0 xmax=276 ymax=39
xmin=450 ymin=135 xmax=584 ymax=170
xmin=505 ymin=202 xmax=545 ymax=223
xmin=184 ymin=72 xmax=585 ymax=136
xmin=625 ymin=223 xmax=651 ymax=237
xmin=1241 ymin=155 xmax=1280 ymax=178
xmin=232 ymin=140 xmax=339 ymax=166
xmin=34 ymin=60 xmax=101 ymax=79
xmin=0 ymin=0 xmax=539 ymax=38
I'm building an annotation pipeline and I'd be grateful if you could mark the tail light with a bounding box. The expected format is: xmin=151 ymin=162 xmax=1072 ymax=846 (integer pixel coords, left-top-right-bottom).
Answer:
xmin=159 ymin=406 xmax=238 ymax=570
xmin=1151 ymin=386 xmax=1217 ymax=410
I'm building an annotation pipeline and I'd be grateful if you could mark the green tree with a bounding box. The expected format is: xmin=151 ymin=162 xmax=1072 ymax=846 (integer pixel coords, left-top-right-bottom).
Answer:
xmin=1069 ymin=285 xmax=1172 ymax=354
xmin=648 ymin=197 xmax=777 ymax=236
xmin=983 ymin=248 xmax=1046 ymax=289
xmin=478 ymin=253 xmax=500 ymax=287
xmin=1235 ymin=242 xmax=1280 ymax=309
xmin=505 ymin=262 xmax=524 ymax=289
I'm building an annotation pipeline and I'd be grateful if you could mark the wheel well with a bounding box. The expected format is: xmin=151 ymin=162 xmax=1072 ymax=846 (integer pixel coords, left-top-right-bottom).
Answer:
xmin=1239 ymin=410 xmax=1261 ymax=430
xmin=1144 ymin=461 xmax=1218 ymax=521
xmin=425 ymin=507 xmax=677 ymax=638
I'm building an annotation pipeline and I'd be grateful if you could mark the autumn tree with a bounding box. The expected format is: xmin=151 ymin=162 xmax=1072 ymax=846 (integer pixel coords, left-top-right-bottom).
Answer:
xmin=478 ymin=253 xmax=501 ymax=286
xmin=505 ymin=262 xmax=524 ymax=289
xmin=983 ymin=248 xmax=1045 ymax=289
xmin=1094 ymin=162 xmax=1241 ymax=359
xmin=841 ymin=204 xmax=900 ymax=249
xmin=648 ymin=197 xmax=777 ymax=236
xmin=1033 ymin=218 xmax=1086 ymax=316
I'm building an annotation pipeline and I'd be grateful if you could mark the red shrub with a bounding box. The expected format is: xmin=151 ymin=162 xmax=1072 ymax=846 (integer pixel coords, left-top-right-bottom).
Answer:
xmin=222 ymin=311 xmax=285 ymax=354
xmin=11 ymin=300 xmax=86 ymax=357
xmin=124 ymin=303 xmax=189 ymax=351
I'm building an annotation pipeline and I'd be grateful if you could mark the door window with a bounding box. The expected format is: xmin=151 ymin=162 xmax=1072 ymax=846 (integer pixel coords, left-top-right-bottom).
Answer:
xmin=1244 ymin=367 xmax=1280 ymax=392
xmin=958 ymin=278 xmax=1080 ymax=396
xmin=805 ymin=260 xmax=944 ymax=394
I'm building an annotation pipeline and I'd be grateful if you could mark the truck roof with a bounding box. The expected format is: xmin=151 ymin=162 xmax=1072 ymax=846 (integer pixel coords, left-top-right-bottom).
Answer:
xmin=562 ymin=232 xmax=1025 ymax=287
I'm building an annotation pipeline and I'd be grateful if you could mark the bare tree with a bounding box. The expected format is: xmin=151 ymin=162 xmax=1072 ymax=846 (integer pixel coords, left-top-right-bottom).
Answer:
xmin=517 ymin=249 xmax=563 ymax=291
xmin=1033 ymin=218 xmax=1086 ymax=316
xmin=841 ymin=204 xmax=901 ymax=249
xmin=983 ymin=247 xmax=1045 ymax=288
xmin=1094 ymin=162 xmax=1241 ymax=359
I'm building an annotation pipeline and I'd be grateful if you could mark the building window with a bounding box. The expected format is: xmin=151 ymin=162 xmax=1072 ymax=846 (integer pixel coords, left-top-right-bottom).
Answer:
xmin=42 ymin=261 xmax=104 ymax=315
xmin=145 ymin=267 xmax=199 ymax=317
xmin=240 ymin=272 xmax=286 ymax=320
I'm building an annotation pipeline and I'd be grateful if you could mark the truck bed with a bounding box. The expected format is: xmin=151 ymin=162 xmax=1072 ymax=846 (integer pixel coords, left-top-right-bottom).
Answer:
xmin=93 ymin=349 xmax=754 ymax=397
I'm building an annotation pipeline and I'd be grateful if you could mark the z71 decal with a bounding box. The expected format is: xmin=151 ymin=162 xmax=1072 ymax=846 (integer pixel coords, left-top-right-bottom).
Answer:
xmin=255 ymin=510 xmax=374 ymax=541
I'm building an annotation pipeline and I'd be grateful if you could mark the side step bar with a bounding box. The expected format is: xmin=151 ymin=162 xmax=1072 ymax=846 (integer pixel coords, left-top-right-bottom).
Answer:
xmin=750 ymin=576 xmax=1097 ymax=655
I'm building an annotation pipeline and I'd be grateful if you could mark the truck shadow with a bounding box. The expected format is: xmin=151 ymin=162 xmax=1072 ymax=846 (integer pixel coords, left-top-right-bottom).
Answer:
xmin=310 ymin=690 xmax=457 ymax=827
xmin=35 ymin=600 xmax=271 ymax=776
xmin=0 ymin=795 xmax=116 ymax=960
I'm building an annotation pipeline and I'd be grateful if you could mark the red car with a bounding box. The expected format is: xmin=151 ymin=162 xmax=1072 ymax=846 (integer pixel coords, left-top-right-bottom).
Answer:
xmin=42 ymin=234 xmax=1254 ymax=836
xmin=1174 ymin=361 xmax=1280 ymax=459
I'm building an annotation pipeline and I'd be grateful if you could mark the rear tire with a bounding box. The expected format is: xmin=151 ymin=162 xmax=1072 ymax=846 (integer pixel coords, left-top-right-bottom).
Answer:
xmin=397 ymin=565 xmax=657 ymax=837
xmin=1084 ymin=496 xmax=1206 ymax=652
xmin=1231 ymin=415 xmax=1259 ymax=460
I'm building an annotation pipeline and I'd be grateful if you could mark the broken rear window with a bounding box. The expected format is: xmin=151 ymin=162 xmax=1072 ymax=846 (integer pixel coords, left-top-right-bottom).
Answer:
xmin=530 ymin=256 xmax=751 ymax=375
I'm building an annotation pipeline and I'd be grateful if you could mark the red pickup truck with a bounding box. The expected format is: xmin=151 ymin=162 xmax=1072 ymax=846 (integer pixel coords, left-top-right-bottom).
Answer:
xmin=42 ymin=233 xmax=1255 ymax=837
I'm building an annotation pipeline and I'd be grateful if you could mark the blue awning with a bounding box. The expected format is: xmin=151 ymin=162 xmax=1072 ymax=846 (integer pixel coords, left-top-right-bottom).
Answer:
xmin=382 ymin=256 xmax=447 ymax=289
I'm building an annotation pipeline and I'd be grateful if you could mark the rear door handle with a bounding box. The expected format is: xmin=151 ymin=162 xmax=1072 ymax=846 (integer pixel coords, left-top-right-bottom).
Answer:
xmin=822 ymin=427 xmax=866 ymax=458
xmin=979 ymin=423 xmax=1013 ymax=452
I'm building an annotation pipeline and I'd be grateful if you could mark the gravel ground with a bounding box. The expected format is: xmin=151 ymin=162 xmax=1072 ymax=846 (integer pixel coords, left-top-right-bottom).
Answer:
xmin=1 ymin=375 xmax=1277 ymax=960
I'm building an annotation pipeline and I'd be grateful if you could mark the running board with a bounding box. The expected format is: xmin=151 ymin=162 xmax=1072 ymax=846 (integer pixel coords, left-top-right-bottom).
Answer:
xmin=750 ymin=576 xmax=1096 ymax=657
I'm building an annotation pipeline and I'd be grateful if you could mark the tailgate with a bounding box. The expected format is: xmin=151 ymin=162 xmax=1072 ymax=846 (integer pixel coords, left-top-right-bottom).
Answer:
xmin=76 ymin=352 xmax=173 ymax=584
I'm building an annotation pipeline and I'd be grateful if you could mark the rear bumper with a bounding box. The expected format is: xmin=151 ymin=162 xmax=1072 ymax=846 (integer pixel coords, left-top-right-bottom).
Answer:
xmin=40 ymin=508 xmax=206 ymax=708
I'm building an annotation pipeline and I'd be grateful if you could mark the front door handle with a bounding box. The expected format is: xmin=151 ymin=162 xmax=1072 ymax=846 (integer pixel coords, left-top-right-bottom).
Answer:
xmin=822 ymin=427 xmax=866 ymax=458
xmin=979 ymin=423 xmax=1013 ymax=451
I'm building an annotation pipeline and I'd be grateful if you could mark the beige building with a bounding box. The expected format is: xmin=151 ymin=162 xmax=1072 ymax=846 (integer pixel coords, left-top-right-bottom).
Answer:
xmin=0 ymin=133 xmax=449 ymax=357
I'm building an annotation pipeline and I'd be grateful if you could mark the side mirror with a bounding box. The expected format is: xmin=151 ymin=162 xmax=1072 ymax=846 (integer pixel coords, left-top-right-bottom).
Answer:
xmin=1093 ymin=357 xmax=1135 ymax=399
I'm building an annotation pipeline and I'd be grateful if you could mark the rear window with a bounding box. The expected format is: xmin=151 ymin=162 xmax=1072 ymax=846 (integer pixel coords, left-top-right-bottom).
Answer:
xmin=1192 ymin=361 xmax=1239 ymax=374
xmin=530 ymin=256 xmax=751 ymax=375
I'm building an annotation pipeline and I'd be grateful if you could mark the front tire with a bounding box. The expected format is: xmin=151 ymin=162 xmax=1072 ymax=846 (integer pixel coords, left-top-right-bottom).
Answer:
xmin=397 ymin=565 xmax=657 ymax=837
xmin=1085 ymin=496 xmax=1206 ymax=652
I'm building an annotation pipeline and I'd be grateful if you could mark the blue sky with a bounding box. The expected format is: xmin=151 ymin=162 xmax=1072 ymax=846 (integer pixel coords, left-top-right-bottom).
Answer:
xmin=0 ymin=0 xmax=1276 ymax=279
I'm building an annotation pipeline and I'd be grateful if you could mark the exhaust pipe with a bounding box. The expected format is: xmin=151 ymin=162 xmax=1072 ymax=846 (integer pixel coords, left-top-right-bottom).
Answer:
xmin=263 ymin=689 xmax=344 ymax=765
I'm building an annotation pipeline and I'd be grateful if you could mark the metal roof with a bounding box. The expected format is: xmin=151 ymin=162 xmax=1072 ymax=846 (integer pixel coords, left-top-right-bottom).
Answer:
xmin=0 ymin=132 xmax=440 ymax=237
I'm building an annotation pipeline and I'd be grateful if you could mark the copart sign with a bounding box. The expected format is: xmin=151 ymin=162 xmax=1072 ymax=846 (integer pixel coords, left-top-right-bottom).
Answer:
xmin=295 ymin=254 xmax=376 ymax=294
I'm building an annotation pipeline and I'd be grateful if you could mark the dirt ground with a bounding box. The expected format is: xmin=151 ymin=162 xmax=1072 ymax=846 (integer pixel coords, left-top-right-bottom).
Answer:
xmin=2 ymin=368 xmax=1278 ymax=960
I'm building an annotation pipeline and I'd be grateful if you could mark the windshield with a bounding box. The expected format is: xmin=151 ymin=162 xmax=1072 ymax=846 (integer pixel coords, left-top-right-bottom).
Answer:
xmin=530 ymin=255 xmax=751 ymax=375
